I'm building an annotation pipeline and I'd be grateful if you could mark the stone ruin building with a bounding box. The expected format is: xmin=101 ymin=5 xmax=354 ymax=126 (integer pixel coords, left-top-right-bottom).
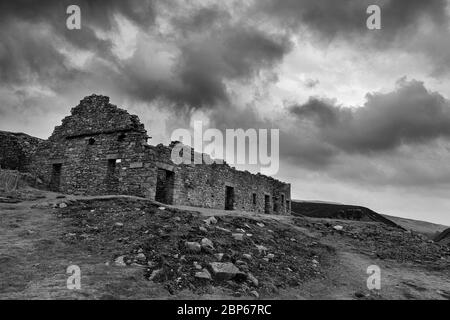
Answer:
xmin=0 ymin=95 xmax=291 ymax=214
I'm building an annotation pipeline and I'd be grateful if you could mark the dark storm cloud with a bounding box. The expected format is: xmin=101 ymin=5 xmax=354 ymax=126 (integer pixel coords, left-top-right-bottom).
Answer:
xmin=255 ymin=0 xmax=450 ymax=76
xmin=0 ymin=0 xmax=291 ymax=114
xmin=119 ymin=24 xmax=292 ymax=112
xmin=205 ymin=78 xmax=450 ymax=169
xmin=173 ymin=26 xmax=291 ymax=109
xmin=0 ymin=0 xmax=156 ymax=32
xmin=0 ymin=0 xmax=155 ymax=87
xmin=289 ymin=78 xmax=450 ymax=154
xmin=256 ymin=0 xmax=448 ymax=42
xmin=172 ymin=5 xmax=230 ymax=35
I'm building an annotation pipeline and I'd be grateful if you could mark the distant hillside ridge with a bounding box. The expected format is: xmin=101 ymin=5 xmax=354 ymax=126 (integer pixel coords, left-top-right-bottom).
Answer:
xmin=291 ymin=200 xmax=403 ymax=229
xmin=382 ymin=214 xmax=448 ymax=239
xmin=434 ymin=228 xmax=450 ymax=245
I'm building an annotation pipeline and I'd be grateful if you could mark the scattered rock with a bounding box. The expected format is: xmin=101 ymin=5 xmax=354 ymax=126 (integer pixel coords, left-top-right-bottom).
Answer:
xmin=312 ymin=259 xmax=319 ymax=265
xmin=214 ymin=253 xmax=224 ymax=261
xmin=174 ymin=216 xmax=181 ymax=222
xmin=114 ymin=256 xmax=127 ymax=267
xmin=208 ymin=262 xmax=242 ymax=281
xmin=232 ymin=233 xmax=244 ymax=241
xmin=158 ymin=207 xmax=166 ymax=210
xmin=59 ymin=202 xmax=67 ymax=208
xmin=199 ymin=226 xmax=208 ymax=233
xmin=247 ymin=273 xmax=259 ymax=286
xmin=185 ymin=241 xmax=201 ymax=252
xmin=149 ymin=268 xmax=163 ymax=281
xmin=34 ymin=202 xmax=49 ymax=208
xmin=256 ymin=222 xmax=265 ymax=228
xmin=195 ymin=269 xmax=212 ymax=280
xmin=193 ymin=262 xmax=202 ymax=270
xmin=266 ymin=253 xmax=275 ymax=260
xmin=243 ymin=254 xmax=252 ymax=260
xmin=216 ymin=226 xmax=231 ymax=233
xmin=255 ymin=244 xmax=268 ymax=255
xmin=136 ymin=253 xmax=146 ymax=262
xmin=333 ymin=225 xmax=344 ymax=231
xmin=201 ymin=238 xmax=214 ymax=252
xmin=204 ymin=216 xmax=217 ymax=225
xmin=114 ymin=222 xmax=124 ymax=227
xmin=250 ymin=290 xmax=259 ymax=298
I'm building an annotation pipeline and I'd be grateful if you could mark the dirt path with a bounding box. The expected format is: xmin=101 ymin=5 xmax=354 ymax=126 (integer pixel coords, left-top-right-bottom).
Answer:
xmin=285 ymin=232 xmax=450 ymax=300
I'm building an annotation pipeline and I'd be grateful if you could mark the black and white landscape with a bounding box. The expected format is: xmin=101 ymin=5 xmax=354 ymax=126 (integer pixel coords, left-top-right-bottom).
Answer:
xmin=0 ymin=0 xmax=449 ymax=302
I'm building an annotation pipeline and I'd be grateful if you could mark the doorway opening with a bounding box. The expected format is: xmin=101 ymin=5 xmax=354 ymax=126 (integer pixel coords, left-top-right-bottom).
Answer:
xmin=106 ymin=159 xmax=119 ymax=193
xmin=155 ymin=168 xmax=175 ymax=204
xmin=225 ymin=186 xmax=234 ymax=210
xmin=50 ymin=163 xmax=62 ymax=191
xmin=264 ymin=194 xmax=270 ymax=214
xmin=273 ymin=196 xmax=278 ymax=213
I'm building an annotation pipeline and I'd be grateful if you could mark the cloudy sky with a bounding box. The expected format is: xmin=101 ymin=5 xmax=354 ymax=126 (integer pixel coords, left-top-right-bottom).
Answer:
xmin=1 ymin=0 xmax=450 ymax=225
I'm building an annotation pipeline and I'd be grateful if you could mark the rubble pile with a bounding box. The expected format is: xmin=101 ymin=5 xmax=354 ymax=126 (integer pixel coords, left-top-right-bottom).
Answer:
xmin=294 ymin=218 xmax=450 ymax=270
xmin=57 ymin=198 xmax=333 ymax=297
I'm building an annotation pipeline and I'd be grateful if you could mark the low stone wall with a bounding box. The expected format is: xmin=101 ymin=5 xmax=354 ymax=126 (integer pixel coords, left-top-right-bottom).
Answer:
xmin=0 ymin=131 xmax=42 ymax=171
xmin=175 ymin=162 xmax=291 ymax=214
xmin=0 ymin=169 xmax=20 ymax=191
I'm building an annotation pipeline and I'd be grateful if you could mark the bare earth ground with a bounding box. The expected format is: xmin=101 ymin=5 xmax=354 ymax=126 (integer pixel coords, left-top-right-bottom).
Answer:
xmin=0 ymin=189 xmax=449 ymax=300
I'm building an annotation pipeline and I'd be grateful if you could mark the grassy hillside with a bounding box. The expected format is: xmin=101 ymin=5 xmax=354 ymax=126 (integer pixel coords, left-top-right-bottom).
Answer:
xmin=382 ymin=214 xmax=448 ymax=239
xmin=292 ymin=200 xmax=449 ymax=239
xmin=291 ymin=200 xmax=401 ymax=229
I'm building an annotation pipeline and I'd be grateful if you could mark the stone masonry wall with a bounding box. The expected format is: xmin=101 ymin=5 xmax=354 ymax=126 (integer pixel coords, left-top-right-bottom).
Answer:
xmin=26 ymin=94 xmax=291 ymax=214
xmin=0 ymin=131 xmax=43 ymax=171
xmin=147 ymin=142 xmax=291 ymax=214
xmin=176 ymin=162 xmax=291 ymax=214
xmin=30 ymin=95 xmax=154 ymax=196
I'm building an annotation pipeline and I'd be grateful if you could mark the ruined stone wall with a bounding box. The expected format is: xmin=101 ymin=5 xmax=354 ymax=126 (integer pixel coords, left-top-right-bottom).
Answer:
xmin=25 ymin=94 xmax=291 ymax=214
xmin=30 ymin=95 xmax=156 ymax=196
xmin=0 ymin=131 xmax=42 ymax=171
xmin=147 ymin=142 xmax=291 ymax=214
xmin=175 ymin=162 xmax=291 ymax=214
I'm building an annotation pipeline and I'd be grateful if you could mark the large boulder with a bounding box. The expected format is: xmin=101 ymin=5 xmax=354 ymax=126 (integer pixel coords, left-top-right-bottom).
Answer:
xmin=208 ymin=262 xmax=245 ymax=281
